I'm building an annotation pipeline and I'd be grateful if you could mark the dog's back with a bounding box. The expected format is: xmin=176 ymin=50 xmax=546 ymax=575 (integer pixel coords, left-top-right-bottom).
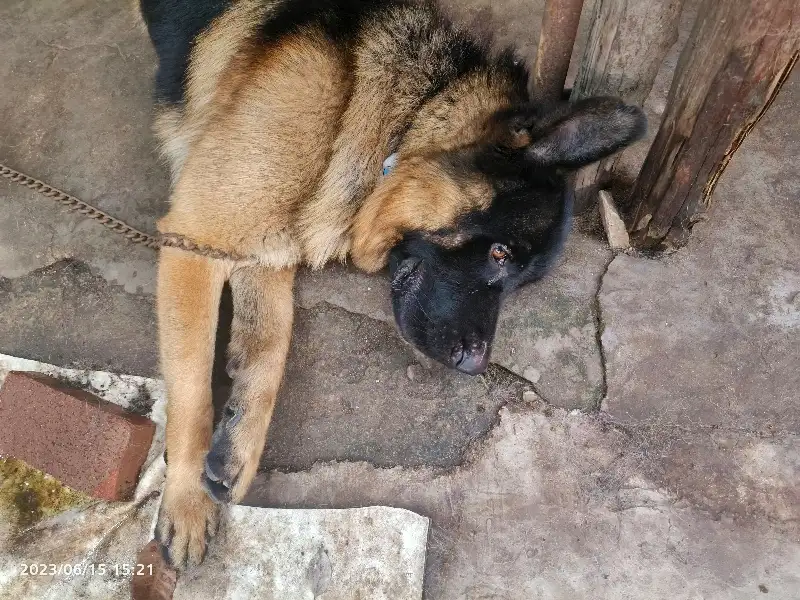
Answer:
xmin=140 ymin=0 xmax=395 ymax=106
xmin=139 ymin=0 xmax=529 ymax=267
xmin=140 ymin=0 xmax=232 ymax=104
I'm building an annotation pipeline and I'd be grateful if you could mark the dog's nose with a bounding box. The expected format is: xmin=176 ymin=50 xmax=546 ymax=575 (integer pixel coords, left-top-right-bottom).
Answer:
xmin=451 ymin=339 xmax=490 ymax=375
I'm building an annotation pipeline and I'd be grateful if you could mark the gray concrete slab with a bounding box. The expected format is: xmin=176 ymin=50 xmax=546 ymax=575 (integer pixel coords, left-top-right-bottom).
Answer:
xmin=176 ymin=506 xmax=428 ymax=600
xmin=0 ymin=179 xmax=158 ymax=293
xmin=262 ymin=302 xmax=529 ymax=470
xmin=0 ymin=0 xmax=168 ymax=233
xmin=0 ymin=0 xmax=162 ymax=375
xmin=247 ymin=403 xmax=800 ymax=599
xmin=0 ymin=259 xmax=158 ymax=377
xmin=492 ymin=227 xmax=609 ymax=408
xmin=600 ymin=70 xmax=800 ymax=432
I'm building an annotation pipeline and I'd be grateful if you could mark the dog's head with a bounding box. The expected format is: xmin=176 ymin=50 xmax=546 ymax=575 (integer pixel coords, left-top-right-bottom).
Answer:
xmin=352 ymin=96 xmax=646 ymax=374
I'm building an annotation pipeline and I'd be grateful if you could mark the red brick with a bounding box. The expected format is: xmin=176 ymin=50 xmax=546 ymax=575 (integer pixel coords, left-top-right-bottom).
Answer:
xmin=0 ymin=371 xmax=155 ymax=501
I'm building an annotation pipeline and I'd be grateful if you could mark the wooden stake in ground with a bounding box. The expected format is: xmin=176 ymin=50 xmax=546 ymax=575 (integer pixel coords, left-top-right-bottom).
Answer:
xmin=629 ymin=0 xmax=799 ymax=250
xmin=532 ymin=0 xmax=585 ymax=105
xmin=570 ymin=0 xmax=685 ymax=209
xmin=598 ymin=190 xmax=631 ymax=250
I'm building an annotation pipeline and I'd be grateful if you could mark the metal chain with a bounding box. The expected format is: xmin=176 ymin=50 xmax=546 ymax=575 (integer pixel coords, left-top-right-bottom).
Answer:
xmin=1 ymin=162 xmax=240 ymax=260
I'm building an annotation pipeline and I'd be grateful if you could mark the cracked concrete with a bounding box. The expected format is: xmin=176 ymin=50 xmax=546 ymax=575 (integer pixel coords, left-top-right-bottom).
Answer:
xmin=1 ymin=0 xmax=799 ymax=597
xmin=599 ymin=69 xmax=800 ymax=433
xmin=0 ymin=259 xmax=158 ymax=376
xmin=590 ymin=253 xmax=614 ymax=409
xmin=262 ymin=302 xmax=530 ymax=470
xmin=245 ymin=403 xmax=800 ymax=599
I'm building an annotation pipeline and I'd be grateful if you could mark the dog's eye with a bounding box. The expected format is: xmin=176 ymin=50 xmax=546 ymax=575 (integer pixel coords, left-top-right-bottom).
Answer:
xmin=490 ymin=243 xmax=511 ymax=265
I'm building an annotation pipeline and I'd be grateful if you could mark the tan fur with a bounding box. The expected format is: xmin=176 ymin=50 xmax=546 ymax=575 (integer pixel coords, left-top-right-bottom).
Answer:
xmin=153 ymin=7 xmax=518 ymax=267
xmin=399 ymin=70 xmax=521 ymax=156
xmin=153 ymin=107 xmax=191 ymax=184
xmin=156 ymin=247 xmax=233 ymax=568
xmin=157 ymin=31 xmax=352 ymax=265
xmin=181 ymin=0 xmax=272 ymax=155
xmin=225 ymin=264 xmax=295 ymax=500
xmin=151 ymin=0 xmax=271 ymax=184
xmin=351 ymin=157 xmax=493 ymax=271
xmin=344 ymin=69 xmax=524 ymax=269
xmin=156 ymin=246 xmax=295 ymax=568
xmin=297 ymin=21 xmax=453 ymax=267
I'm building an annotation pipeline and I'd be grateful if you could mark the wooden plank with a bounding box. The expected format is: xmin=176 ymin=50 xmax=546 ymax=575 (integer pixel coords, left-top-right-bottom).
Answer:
xmin=570 ymin=0 xmax=685 ymax=209
xmin=629 ymin=0 xmax=799 ymax=250
xmin=532 ymin=0 xmax=585 ymax=105
xmin=598 ymin=190 xmax=631 ymax=250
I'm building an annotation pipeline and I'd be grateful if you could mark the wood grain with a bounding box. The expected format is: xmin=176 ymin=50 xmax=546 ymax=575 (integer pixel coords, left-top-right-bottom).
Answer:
xmin=570 ymin=0 xmax=685 ymax=209
xmin=629 ymin=0 xmax=799 ymax=249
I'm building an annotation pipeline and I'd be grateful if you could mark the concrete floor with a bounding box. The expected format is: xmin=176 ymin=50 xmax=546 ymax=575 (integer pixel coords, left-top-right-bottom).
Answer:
xmin=1 ymin=0 xmax=798 ymax=598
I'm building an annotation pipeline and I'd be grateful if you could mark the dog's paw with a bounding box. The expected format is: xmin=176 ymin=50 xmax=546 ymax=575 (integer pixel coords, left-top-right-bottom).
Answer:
xmin=202 ymin=403 xmax=264 ymax=504
xmin=155 ymin=476 xmax=220 ymax=570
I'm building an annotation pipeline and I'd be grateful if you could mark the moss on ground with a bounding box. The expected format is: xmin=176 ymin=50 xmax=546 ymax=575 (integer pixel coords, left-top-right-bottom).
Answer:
xmin=0 ymin=456 xmax=92 ymax=531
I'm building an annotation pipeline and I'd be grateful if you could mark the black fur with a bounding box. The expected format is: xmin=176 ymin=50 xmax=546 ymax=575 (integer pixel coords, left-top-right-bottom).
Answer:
xmin=257 ymin=0 xmax=528 ymax=113
xmin=389 ymin=99 xmax=645 ymax=372
xmin=389 ymin=172 xmax=571 ymax=373
xmin=140 ymin=0 xmax=231 ymax=104
xmin=140 ymin=0 xmax=529 ymax=109
xmin=258 ymin=0 xmax=387 ymax=44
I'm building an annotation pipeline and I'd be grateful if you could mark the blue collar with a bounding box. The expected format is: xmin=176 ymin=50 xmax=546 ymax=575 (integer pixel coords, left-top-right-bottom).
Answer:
xmin=381 ymin=153 xmax=398 ymax=177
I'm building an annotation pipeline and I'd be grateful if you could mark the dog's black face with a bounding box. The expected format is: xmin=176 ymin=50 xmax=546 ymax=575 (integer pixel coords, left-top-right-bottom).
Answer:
xmin=385 ymin=97 xmax=646 ymax=374
xmin=389 ymin=167 xmax=572 ymax=373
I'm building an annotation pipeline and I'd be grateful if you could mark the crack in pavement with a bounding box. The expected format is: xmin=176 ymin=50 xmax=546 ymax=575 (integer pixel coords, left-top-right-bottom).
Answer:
xmin=602 ymin=413 xmax=799 ymax=438
xmin=256 ymin=399 xmax=800 ymax=527
xmin=590 ymin=252 xmax=616 ymax=412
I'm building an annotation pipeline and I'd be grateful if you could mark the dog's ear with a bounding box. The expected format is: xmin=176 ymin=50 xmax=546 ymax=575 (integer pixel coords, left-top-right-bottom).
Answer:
xmin=489 ymin=96 xmax=647 ymax=169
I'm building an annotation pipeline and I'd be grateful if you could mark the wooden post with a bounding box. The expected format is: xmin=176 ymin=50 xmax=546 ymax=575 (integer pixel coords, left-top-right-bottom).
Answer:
xmin=570 ymin=0 xmax=685 ymax=209
xmin=629 ymin=0 xmax=799 ymax=250
xmin=532 ymin=0 xmax=585 ymax=105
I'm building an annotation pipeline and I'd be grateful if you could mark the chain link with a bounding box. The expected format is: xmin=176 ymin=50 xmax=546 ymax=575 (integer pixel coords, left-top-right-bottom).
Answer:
xmin=1 ymin=162 xmax=240 ymax=259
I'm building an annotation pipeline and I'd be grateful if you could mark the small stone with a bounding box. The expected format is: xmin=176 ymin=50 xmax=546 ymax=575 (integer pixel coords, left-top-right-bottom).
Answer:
xmin=522 ymin=366 xmax=541 ymax=383
xmin=406 ymin=365 xmax=416 ymax=381
xmin=522 ymin=390 xmax=540 ymax=403
xmin=131 ymin=540 xmax=177 ymax=600
xmin=598 ymin=190 xmax=630 ymax=250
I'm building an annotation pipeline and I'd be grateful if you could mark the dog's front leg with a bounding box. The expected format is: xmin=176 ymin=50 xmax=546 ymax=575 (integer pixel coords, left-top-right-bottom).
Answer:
xmin=155 ymin=247 xmax=229 ymax=569
xmin=202 ymin=264 xmax=296 ymax=504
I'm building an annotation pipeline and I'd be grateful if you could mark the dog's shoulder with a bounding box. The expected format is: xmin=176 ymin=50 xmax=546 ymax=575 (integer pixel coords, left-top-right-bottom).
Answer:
xmin=140 ymin=0 xmax=409 ymax=106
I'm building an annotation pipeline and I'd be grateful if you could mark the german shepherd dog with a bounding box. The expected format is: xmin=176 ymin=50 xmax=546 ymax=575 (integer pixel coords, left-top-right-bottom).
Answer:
xmin=140 ymin=0 xmax=645 ymax=568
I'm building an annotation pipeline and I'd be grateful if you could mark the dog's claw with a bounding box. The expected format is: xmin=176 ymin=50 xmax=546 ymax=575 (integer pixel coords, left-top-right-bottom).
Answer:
xmin=204 ymin=459 xmax=223 ymax=483
xmin=201 ymin=402 xmax=252 ymax=504
xmin=155 ymin=478 xmax=220 ymax=570
xmin=202 ymin=460 xmax=235 ymax=504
